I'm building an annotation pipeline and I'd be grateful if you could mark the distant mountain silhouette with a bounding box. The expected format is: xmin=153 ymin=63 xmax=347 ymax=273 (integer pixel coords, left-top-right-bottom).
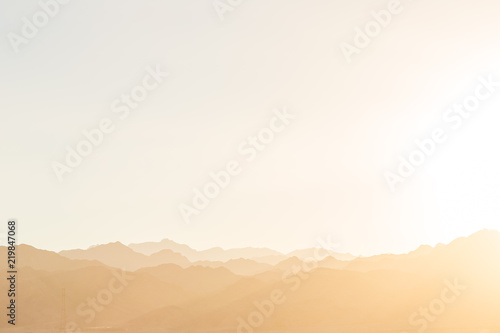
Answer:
xmin=129 ymin=238 xmax=284 ymax=262
xmin=0 ymin=244 xmax=103 ymax=271
xmin=2 ymin=229 xmax=499 ymax=332
xmin=59 ymin=242 xmax=190 ymax=270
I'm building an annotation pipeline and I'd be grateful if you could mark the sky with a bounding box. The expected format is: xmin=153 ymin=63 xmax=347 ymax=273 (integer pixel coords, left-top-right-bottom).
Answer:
xmin=1 ymin=0 xmax=500 ymax=256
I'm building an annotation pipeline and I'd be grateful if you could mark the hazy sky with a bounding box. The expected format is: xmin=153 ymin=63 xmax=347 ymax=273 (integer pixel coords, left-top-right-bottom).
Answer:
xmin=2 ymin=0 xmax=500 ymax=256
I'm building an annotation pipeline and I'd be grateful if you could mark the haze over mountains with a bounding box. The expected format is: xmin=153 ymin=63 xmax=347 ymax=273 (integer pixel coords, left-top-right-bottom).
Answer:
xmin=1 ymin=230 xmax=499 ymax=332
xmin=59 ymin=238 xmax=355 ymax=274
xmin=128 ymin=239 xmax=285 ymax=262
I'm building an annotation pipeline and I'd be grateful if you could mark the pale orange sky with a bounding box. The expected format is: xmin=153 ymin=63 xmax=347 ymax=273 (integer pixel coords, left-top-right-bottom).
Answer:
xmin=1 ymin=0 xmax=500 ymax=255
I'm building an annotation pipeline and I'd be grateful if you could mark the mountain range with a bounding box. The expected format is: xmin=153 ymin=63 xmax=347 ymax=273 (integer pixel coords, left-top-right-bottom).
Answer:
xmin=1 ymin=230 xmax=499 ymax=332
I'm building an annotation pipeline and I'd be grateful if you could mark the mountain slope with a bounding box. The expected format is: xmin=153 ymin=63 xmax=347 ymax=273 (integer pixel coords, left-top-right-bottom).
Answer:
xmin=59 ymin=242 xmax=191 ymax=270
